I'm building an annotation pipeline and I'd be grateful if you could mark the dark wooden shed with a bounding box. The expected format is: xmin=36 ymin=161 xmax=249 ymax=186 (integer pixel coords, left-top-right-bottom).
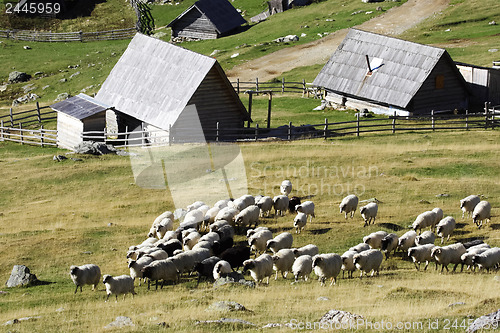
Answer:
xmin=313 ymin=29 xmax=470 ymax=116
xmin=167 ymin=0 xmax=246 ymax=40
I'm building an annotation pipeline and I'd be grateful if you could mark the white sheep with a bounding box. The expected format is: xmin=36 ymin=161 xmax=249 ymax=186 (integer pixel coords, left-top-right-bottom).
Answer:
xmin=231 ymin=195 xmax=255 ymax=211
xmin=339 ymin=195 xmax=358 ymax=219
xmin=397 ymin=230 xmax=417 ymax=255
xmin=128 ymin=256 xmax=154 ymax=286
xmin=248 ymin=228 xmax=273 ymax=256
xmin=102 ymin=274 xmax=136 ymax=302
xmin=461 ymin=247 xmax=490 ymax=272
xmin=360 ymin=202 xmax=378 ymax=227
xmin=460 ymin=195 xmax=481 ymax=218
xmin=436 ymin=216 xmax=456 ymax=244
xmin=273 ymin=195 xmax=290 ymax=216
xmin=415 ymin=231 xmax=436 ymax=246
xmin=256 ymin=196 xmax=273 ymax=217
xmin=472 ymin=247 xmax=500 ymax=272
xmin=295 ymin=201 xmax=315 ymax=222
xmin=312 ymin=253 xmax=342 ymax=286
xmin=408 ymin=244 xmax=437 ymax=271
xmin=293 ymin=212 xmax=307 ymax=234
xmin=213 ymin=260 xmax=232 ymax=280
xmin=156 ymin=218 xmax=174 ymax=239
xmin=203 ymin=206 xmax=220 ymax=229
xmin=280 ymin=180 xmax=292 ymax=196
xmin=209 ymin=220 xmax=230 ymax=233
xmin=293 ymin=244 xmax=319 ymax=258
xmin=348 ymin=243 xmax=371 ymax=253
xmin=247 ymin=226 xmax=270 ymax=239
xmin=272 ymin=249 xmax=295 ymax=280
xmin=183 ymin=231 xmax=201 ymax=250
xmin=266 ymin=232 xmax=293 ymax=254
xmin=152 ymin=210 xmax=174 ymax=227
xmin=380 ymin=233 xmax=399 ymax=259
xmin=341 ymin=250 xmax=358 ymax=279
xmin=215 ymin=207 xmax=239 ymax=224
xmin=140 ymin=249 xmax=168 ymax=261
xmin=187 ymin=201 xmax=205 ymax=212
xmin=431 ymin=207 xmax=444 ymax=229
xmin=412 ymin=211 xmax=437 ymax=234
xmin=213 ymin=199 xmax=230 ymax=210
xmin=69 ymin=264 xmax=101 ymax=294
xmin=353 ymin=249 xmax=383 ymax=278
xmin=198 ymin=231 xmax=220 ymax=245
xmin=431 ymin=243 xmax=467 ymax=273
xmin=363 ymin=231 xmax=388 ymax=249
xmin=142 ymin=259 xmax=179 ymax=289
xmin=292 ymin=255 xmax=313 ymax=282
xmin=234 ymin=205 xmax=260 ymax=229
xmin=243 ymin=253 xmax=274 ymax=285
xmin=472 ymin=201 xmax=491 ymax=229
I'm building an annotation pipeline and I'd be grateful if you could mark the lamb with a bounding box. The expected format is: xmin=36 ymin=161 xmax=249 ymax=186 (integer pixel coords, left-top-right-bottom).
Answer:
xmin=292 ymin=255 xmax=313 ymax=282
xmin=472 ymin=201 xmax=491 ymax=229
xmin=415 ymin=231 xmax=436 ymax=246
xmin=341 ymin=250 xmax=358 ymax=279
xmin=213 ymin=260 xmax=232 ymax=280
xmin=460 ymin=195 xmax=481 ymax=218
xmin=142 ymin=259 xmax=179 ymax=290
xmin=359 ymin=202 xmax=378 ymax=227
xmin=412 ymin=211 xmax=437 ymax=234
xmin=312 ymin=253 xmax=342 ymax=286
xmin=295 ymin=201 xmax=315 ymax=222
xmin=243 ymin=253 xmax=274 ymax=285
xmin=267 ymin=232 xmax=293 ymax=254
xmin=288 ymin=196 xmax=301 ymax=213
xmin=102 ymin=274 xmax=136 ymax=302
xmin=280 ymin=180 xmax=292 ymax=196
xmin=339 ymin=195 xmax=358 ymax=219
xmin=256 ymin=196 xmax=273 ymax=217
xmin=272 ymin=249 xmax=295 ymax=280
xmin=349 ymin=243 xmax=371 ymax=253
xmin=353 ymin=249 xmax=383 ymax=278
xmin=363 ymin=231 xmax=388 ymax=249
xmin=273 ymin=195 xmax=290 ymax=216
xmin=460 ymin=247 xmax=490 ymax=272
xmin=431 ymin=207 xmax=444 ymax=229
xmin=436 ymin=216 xmax=456 ymax=244
xmin=293 ymin=212 xmax=307 ymax=234
xmin=234 ymin=205 xmax=260 ymax=229
xmin=397 ymin=230 xmax=417 ymax=255
xmin=293 ymin=244 xmax=319 ymax=258
xmin=430 ymin=243 xmax=467 ymax=273
xmin=408 ymin=244 xmax=437 ymax=271
xmin=380 ymin=233 xmax=399 ymax=259
xmin=472 ymin=248 xmax=500 ymax=272
xmin=220 ymin=245 xmax=251 ymax=271
xmin=128 ymin=256 xmax=154 ymax=286
xmin=194 ymin=256 xmax=221 ymax=284
xmin=69 ymin=264 xmax=101 ymax=294
xmin=249 ymin=228 xmax=273 ymax=256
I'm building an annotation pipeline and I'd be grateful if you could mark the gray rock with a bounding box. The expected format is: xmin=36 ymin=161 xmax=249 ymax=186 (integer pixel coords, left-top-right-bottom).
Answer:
xmin=207 ymin=301 xmax=248 ymax=312
xmin=8 ymin=71 xmax=31 ymax=83
xmin=5 ymin=265 xmax=39 ymax=287
xmin=104 ymin=316 xmax=134 ymax=329
xmin=436 ymin=193 xmax=449 ymax=198
xmin=42 ymin=85 xmax=50 ymax=90
xmin=69 ymin=71 xmax=80 ymax=79
xmin=4 ymin=316 xmax=41 ymax=325
xmin=59 ymin=78 xmax=67 ymax=83
xmin=0 ymin=84 xmax=7 ymax=92
xmin=317 ymin=296 xmax=330 ymax=301
xmin=448 ymin=302 xmax=465 ymax=307
xmin=195 ymin=318 xmax=256 ymax=327
xmin=274 ymin=35 xmax=299 ymax=43
xmin=467 ymin=309 xmax=500 ymax=333
xmin=319 ymin=309 xmax=364 ymax=327
xmin=12 ymin=93 xmax=39 ymax=107
xmin=54 ymin=93 xmax=70 ymax=101
xmin=213 ymin=273 xmax=255 ymax=288
xmin=73 ymin=141 xmax=117 ymax=155
xmin=22 ymin=83 xmax=36 ymax=93
xmin=174 ymin=208 xmax=187 ymax=220
xmin=53 ymin=155 xmax=68 ymax=162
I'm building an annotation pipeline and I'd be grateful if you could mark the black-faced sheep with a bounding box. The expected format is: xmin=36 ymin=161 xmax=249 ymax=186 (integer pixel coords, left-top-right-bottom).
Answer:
xmin=360 ymin=202 xmax=378 ymax=227
xmin=292 ymin=255 xmax=313 ymax=282
xmin=472 ymin=201 xmax=491 ymax=229
xmin=213 ymin=260 xmax=232 ymax=280
xmin=69 ymin=264 xmax=101 ymax=294
xmin=430 ymin=243 xmax=467 ymax=273
xmin=102 ymin=274 xmax=136 ymax=302
xmin=295 ymin=201 xmax=315 ymax=222
xmin=436 ymin=216 xmax=456 ymax=244
xmin=312 ymin=253 xmax=342 ymax=286
xmin=273 ymin=195 xmax=290 ymax=216
xmin=460 ymin=195 xmax=480 ymax=218
xmin=408 ymin=244 xmax=437 ymax=271
xmin=235 ymin=205 xmax=260 ymax=229
xmin=412 ymin=211 xmax=437 ymax=234
xmin=340 ymin=195 xmax=358 ymax=219
xmin=380 ymin=233 xmax=399 ymax=259
xmin=293 ymin=244 xmax=319 ymax=258
xmin=363 ymin=231 xmax=388 ymax=249
xmin=257 ymin=196 xmax=273 ymax=217
xmin=272 ymin=248 xmax=295 ymax=280
xmin=415 ymin=231 xmax=436 ymax=246
xmin=353 ymin=249 xmax=383 ymax=278
xmin=243 ymin=253 xmax=274 ymax=285
xmin=267 ymin=232 xmax=293 ymax=254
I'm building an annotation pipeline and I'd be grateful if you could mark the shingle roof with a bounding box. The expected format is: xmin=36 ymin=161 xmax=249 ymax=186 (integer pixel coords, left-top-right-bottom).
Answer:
xmin=167 ymin=0 xmax=246 ymax=35
xmin=51 ymin=93 xmax=111 ymax=120
xmin=313 ymin=29 xmax=448 ymax=108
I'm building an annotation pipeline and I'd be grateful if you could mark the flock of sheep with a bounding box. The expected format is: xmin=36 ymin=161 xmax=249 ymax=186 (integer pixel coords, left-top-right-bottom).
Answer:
xmin=69 ymin=182 xmax=499 ymax=301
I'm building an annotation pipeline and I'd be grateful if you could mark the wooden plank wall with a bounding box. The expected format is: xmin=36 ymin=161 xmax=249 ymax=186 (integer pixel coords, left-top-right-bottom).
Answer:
xmin=57 ymin=113 xmax=84 ymax=150
xmin=171 ymin=9 xmax=218 ymax=39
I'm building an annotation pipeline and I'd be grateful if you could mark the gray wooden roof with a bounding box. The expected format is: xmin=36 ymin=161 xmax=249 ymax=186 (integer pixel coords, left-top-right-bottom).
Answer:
xmin=96 ymin=33 xmax=227 ymax=130
xmin=313 ymin=29 xmax=450 ymax=108
xmin=167 ymin=0 xmax=246 ymax=35
xmin=51 ymin=93 xmax=111 ymax=120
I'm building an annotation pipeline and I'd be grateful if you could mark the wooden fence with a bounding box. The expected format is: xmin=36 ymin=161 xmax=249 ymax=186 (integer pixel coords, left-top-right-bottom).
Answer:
xmin=230 ymin=78 xmax=322 ymax=98
xmin=0 ymin=122 xmax=57 ymax=147
xmin=0 ymin=103 xmax=57 ymax=127
xmin=0 ymin=28 xmax=137 ymax=42
xmin=81 ymin=127 xmax=170 ymax=148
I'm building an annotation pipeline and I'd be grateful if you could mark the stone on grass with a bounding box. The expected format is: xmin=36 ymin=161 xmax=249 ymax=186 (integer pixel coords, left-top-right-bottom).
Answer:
xmin=319 ymin=309 xmax=364 ymax=327
xmin=195 ymin=318 xmax=256 ymax=327
xmin=104 ymin=316 xmax=134 ymax=329
xmin=467 ymin=309 xmax=500 ymax=333
xmin=54 ymin=93 xmax=70 ymax=101
xmin=8 ymin=71 xmax=31 ymax=83
xmin=207 ymin=301 xmax=248 ymax=312
xmin=5 ymin=265 xmax=39 ymax=288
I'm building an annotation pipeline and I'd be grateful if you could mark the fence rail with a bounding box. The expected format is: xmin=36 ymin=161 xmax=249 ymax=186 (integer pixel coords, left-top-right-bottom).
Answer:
xmin=0 ymin=122 xmax=57 ymax=147
xmin=230 ymin=78 xmax=322 ymax=98
xmin=0 ymin=28 xmax=137 ymax=42
xmin=0 ymin=103 xmax=57 ymax=127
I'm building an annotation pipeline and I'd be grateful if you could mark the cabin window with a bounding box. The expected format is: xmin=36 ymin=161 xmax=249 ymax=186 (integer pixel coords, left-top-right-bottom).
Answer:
xmin=435 ymin=75 xmax=445 ymax=89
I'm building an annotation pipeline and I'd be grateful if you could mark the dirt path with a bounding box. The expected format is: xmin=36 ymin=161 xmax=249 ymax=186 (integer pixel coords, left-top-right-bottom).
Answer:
xmin=227 ymin=0 xmax=449 ymax=82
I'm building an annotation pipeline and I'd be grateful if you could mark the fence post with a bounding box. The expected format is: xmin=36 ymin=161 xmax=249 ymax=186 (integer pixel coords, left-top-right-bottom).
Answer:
xmin=40 ymin=125 xmax=44 ymax=147
xmin=324 ymin=118 xmax=328 ymax=140
xmin=247 ymin=92 xmax=252 ymax=128
xmin=9 ymin=108 xmax=13 ymax=127
xmin=19 ymin=123 xmax=23 ymax=145
xmin=256 ymin=78 xmax=259 ymax=92
xmin=485 ymin=102 xmax=489 ymax=129
xmin=79 ymin=31 xmax=83 ymax=42
xmin=236 ymin=78 xmax=240 ymax=94
xmin=288 ymin=121 xmax=292 ymax=140
xmin=255 ymin=124 xmax=259 ymax=141
xmin=36 ymin=102 xmax=41 ymax=124
xmin=392 ymin=111 xmax=396 ymax=134
xmin=267 ymin=92 xmax=272 ymax=129
xmin=281 ymin=77 xmax=285 ymax=94
xmin=216 ymin=122 xmax=220 ymax=142
xmin=465 ymin=109 xmax=469 ymax=130
xmin=302 ymin=79 xmax=306 ymax=97
xmin=0 ymin=120 xmax=3 ymax=141
xmin=431 ymin=110 xmax=435 ymax=131
xmin=356 ymin=112 xmax=360 ymax=137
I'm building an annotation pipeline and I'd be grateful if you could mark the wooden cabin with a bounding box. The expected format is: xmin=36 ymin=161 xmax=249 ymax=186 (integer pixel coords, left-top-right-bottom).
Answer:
xmin=456 ymin=62 xmax=500 ymax=110
xmin=313 ymin=29 xmax=470 ymax=116
xmin=51 ymin=93 xmax=111 ymax=150
xmin=167 ymin=0 xmax=246 ymax=40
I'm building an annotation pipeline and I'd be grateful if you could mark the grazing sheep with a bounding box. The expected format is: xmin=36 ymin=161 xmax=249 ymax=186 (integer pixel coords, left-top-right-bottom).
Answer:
xmin=415 ymin=231 xmax=436 ymax=246
xmin=341 ymin=250 xmax=358 ymax=279
xmin=256 ymin=196 xmax=273 ymax=217
xmin=157 ymin=239 xmax=182 ymax=257
xmin=203 ymin=206 xmax=220 ymax=230
xmin=363 ymin=231 xmax=388 ymax=249
xmin=194 ymin=256 xmax=221 ymax=284
xmin=235 ymin=205 xmax=260 ymax=229
xmin=295 ymin=201 xmax=315 ymax=222
xmin=102 ymin=275 xmax=135 ymax=302
xmin=312 ymin=253 xmax=342 ymax=286
xmin=360 ymin=202 xmax=378 ymax=227
xmin=183 ymin=231 xmax=201 ymax=250
xmin=156 ymin=218 xmax=174 ymax=239
xmin=339 ymin=195 xmax=358 ymax=219
xmin=412 ymin=211 xmax=437 ymax=234
xmin=397 ymin=230 xmax=417 ymax=255
xmin=431 ymin=243 xmax=467 ymax=273
xmin=209 ymin=220 xmax=230 ymax=233
xmin=431 ymin=208 xmax=444 ymax=229
xmin=142 ymin=259 xmax=179 ymax=290
xmin=249 ymin=228 xmax=273 ymax=256
xmin=408 ymin=244 xmax=437 ymax=271
xmin=349 ymin=243 xmax=371 ymax=253
xmin=153 ymin=210 xmax=174 ymax=227
xmin=472 ymin=201 xmax=491 ymax=229
xmin=280 ymin=180 xmax=292 ymax=196
xmin=460 ymin=195 xmax=481 ymax=218
xmin=215 ymin=207 xmax=239 ymax=224
xmin=187 ymin=201 xmax=205 ymax=212
xmin=231 ymin=195 xmax=255 ymax=212
xmin=436 ymin=216 xmax=456 ymax=244
xmin=214 ymin=224 xmax=235 ymax=241
xmin=293 ymin=212 xmax=307 ymax=234
xmin=213 ymin=260 xmax=232 ymax=280
xmin=139 ymin=249 xmax=168 ymax=261
xmin=247 ymin=226 xmax=270 ymax=239
xmin=293 ymin=244 xmax=319 ymax=258
xmin=272 ymin=249 xmax=295 ymax=280
xmin=162 ymin=230 xmax=180 ymax=242
xmin=128 ymin=256 xmax=154 ymax=286
xmin=472 ymin=248 xmax=500 ymax=272
xmin=353 ymin=249 xmax=383 ymax=278
xmin=212 ymin=237 xmax=234 ymax=256
xmin=380 ymin=233 xmax=399 ymax=259
xmin=273 ymin=195 xmax=290 ymax=216
xmin=220 ymin=245 xmax=251 ymax=271
xmin=69 ymin=264 xmax=101 ymax=294
xmin=267 ymin=232 xmax=293 ymax=254
xmin=192 ymin=240 xmax=213 ymax=252
xmin=460 ymin=247 xmax=490 ymax=272
xmin=292 ymin=255 xmax=313 ymax=282
xmin=199 ymin=232 xmax=220 ymax=245
xmin=288 ymin=196 xmax=301 ymax=213
xmin=213 ymin=199 xmax=230 ymax=210
xmin=243 ymin=253 xmax=274 ymax=285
